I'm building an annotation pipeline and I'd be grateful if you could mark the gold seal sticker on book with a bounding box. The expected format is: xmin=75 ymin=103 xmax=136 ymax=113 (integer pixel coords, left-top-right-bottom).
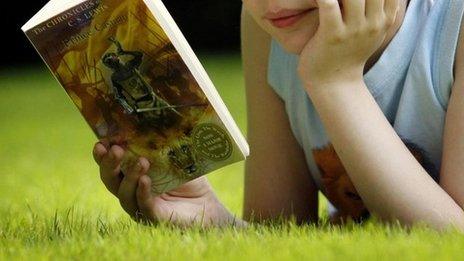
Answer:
xmin=192 ymin=123 xmax=233 ymax=161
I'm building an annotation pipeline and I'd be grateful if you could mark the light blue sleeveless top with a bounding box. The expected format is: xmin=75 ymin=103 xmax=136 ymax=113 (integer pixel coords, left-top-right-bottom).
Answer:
xmin=268 ymin=0 xmax=464 ymax=219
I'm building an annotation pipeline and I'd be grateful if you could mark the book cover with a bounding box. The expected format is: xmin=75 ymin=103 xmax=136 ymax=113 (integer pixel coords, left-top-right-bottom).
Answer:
xmin=23 ymin=0 xmax=248 ymax=194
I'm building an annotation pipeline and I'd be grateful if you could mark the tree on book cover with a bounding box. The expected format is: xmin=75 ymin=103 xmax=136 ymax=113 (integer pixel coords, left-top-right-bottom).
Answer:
xmin=24 ymin=0 xmax=246 ymax=194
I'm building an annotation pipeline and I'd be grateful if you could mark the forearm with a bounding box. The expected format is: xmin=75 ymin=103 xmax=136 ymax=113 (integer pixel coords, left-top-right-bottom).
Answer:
xmin=306 ymin=78 xmax=464 ymax=231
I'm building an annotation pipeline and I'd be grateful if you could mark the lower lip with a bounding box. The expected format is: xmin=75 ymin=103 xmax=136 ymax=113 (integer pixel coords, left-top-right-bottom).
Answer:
xmin=269 ymin=10 xmax=314 ymax=29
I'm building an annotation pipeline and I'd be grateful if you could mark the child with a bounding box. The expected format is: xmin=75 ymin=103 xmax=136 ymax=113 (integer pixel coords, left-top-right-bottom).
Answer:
xmin=92 ymin=0 xmax=464 ymax=231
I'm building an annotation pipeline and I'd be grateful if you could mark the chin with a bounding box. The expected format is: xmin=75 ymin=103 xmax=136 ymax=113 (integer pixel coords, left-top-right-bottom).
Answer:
xmin=270 ymin=20 xmax=317 ymax=55
xmin=275 ymin=32 xmax=311 ymax=54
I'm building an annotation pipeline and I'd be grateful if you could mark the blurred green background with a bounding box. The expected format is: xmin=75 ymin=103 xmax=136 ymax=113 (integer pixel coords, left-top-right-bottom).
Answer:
xmin=4 ymin=1 xmax=464 ymax=260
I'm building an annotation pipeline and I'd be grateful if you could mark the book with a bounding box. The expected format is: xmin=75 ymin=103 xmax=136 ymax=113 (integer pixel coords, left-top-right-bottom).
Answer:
xmin=22 ymin=0 xmax=249 ymax=194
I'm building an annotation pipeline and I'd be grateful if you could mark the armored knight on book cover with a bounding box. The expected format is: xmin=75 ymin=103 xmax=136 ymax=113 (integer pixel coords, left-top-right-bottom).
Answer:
xmin=102 ymin=37 xmax=183 ymax=129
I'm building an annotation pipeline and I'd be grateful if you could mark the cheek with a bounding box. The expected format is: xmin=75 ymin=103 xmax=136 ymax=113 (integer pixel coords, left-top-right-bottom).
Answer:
xmin=242 ymin=0 xmax=270 ymax=33
xmin=242 ymin=0 xmax=262 ymax=17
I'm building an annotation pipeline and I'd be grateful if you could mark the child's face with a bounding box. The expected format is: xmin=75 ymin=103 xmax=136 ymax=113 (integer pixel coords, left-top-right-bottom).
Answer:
xmin=243 ymin=0 xmax=336 ymax=54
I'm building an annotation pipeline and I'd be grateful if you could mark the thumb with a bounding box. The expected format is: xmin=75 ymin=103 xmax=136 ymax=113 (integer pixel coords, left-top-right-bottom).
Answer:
xmin=136 ymin=175 xmax=157 ymax=222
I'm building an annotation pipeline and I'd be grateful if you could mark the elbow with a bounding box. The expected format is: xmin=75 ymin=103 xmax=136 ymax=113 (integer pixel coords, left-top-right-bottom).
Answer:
xmin=369 ymin=207 xmax=464 ymax=233
xmin=432 ymin=202 xmax=464 ymax=232
xmin=443 ymin=209 xmax=464 ymax=233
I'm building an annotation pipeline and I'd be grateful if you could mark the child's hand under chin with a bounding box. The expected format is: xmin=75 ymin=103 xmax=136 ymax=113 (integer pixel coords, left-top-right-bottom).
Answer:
xmin=297 ymin=0 xmax=400 ymax=92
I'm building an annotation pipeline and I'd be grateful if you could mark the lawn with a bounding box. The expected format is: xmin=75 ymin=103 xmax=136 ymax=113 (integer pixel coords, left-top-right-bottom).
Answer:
xmin=1 ymin=55 xmax=463 ymax=260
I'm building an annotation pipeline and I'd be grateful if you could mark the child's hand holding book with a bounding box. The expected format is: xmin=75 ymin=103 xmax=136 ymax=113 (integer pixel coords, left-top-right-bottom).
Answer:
xmin=93 ymin=142 xmax=243 ymax=227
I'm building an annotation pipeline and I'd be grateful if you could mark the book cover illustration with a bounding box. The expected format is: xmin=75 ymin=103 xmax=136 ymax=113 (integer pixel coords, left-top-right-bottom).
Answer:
xmin=25 ymin=0 xmax=244 ymax=194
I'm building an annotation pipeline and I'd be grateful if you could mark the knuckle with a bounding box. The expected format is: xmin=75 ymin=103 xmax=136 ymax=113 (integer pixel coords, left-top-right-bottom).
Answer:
xmin=110 ymin=146 xmax=125 ymax=162
xmin=377 ymin=12 xmax=393 ymax=26
xmin=328 ymin=36 xmax=343 ymax=44
xmin=328 ymin=30 xmax=346 ymax=44
xmin=109 ymin=145 xmax=123 ymax=158
xmin=343 ymin=28 xmax=362 ymax=39
xmin=384 ymin=16 xmax=396 ymax=27
xmin=366 ymin=23 xmax=382 ymax=35
xmin=365 ymin=15 xmax=392 ymax=35
xmin=353 ymin=28 xmax=363 ymax=36
xmin=325 ymin=1 xmax=338 ymax=10
xmin=321 ymin=0 xmax=337 ymax=8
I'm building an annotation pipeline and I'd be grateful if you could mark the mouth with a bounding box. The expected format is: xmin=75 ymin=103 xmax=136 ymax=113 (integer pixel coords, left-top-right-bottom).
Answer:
xmin=265 ymin=8 xmax=316 ymax=29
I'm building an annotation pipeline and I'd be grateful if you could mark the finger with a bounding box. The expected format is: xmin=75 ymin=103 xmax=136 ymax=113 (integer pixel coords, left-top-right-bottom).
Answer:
xmin=341 ymin=0 xmax=365 ymax=25
xmin=118 ymin=157 xmax=150 ymax=217
xmin=384 ymin=0 xmax=400 ymax=23
xmin=316 ymin=0 xmax=344 ymax=30
xmin=366 ymin=0 xmax=384 ymax=20
xmin=99 ymin=145 xmax=125 ymax=196
xmin=99 ymin=138 xmax=110 ymax=148
xmin=136 ymin=175 xmax=156 ymax=221
xmin=93 ymin=142 xmax=107 ymax=165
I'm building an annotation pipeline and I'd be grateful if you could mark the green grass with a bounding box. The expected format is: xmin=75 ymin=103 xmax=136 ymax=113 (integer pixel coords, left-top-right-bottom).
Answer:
xmin=1 ymin=55 xmax=463 ymax=260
